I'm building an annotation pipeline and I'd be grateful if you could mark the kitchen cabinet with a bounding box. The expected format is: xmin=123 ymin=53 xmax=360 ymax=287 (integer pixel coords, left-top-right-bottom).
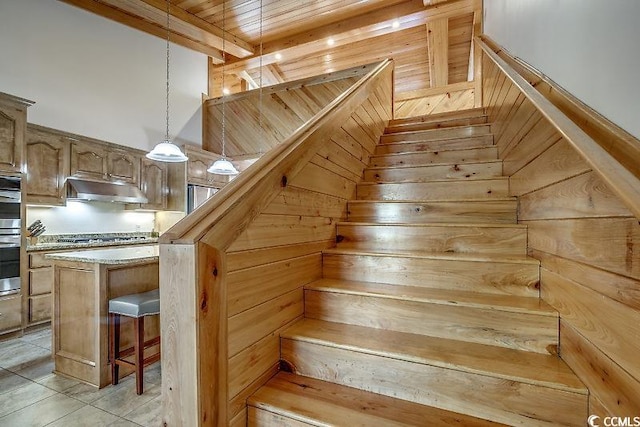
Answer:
xmin=108 ymin=149 xmax=139 ymax=184
xmin=185 ymin=146 xmax=230 ymax=188
xmin=71 ymin=140 xmax=140 ymax=184
xmin=25 ymin=125 xmax=70 ymax=206
xmin=0 ymin=92 xmax=32 ymax=174
xmin=0 ymin=294 xmax=22 ymax=334
xmin=26 ymin=252 xmax=53 ymax=326
xmin=139 ymin=157 xmax=168 ymax=210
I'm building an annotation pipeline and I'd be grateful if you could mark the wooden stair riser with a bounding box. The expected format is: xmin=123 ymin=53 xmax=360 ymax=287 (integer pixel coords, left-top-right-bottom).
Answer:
xmin=304 ymin=290 xmax=557 ymax=354
xmin=375 ymin=134 xmax=494 ymax=155
xmin=322 ymin=252 xmax=540 ymax=297
xmin=281 ymin=339 xmax=587 ymax=426
xmin=385 ymin=115 xmax=489 ymax=134
xmin=347 ymin=200 xmax=518 ymax=224
xmin=357 ymin=178 xmax=510 ymax=201
xmin=370 ymin=147 xmax=498 ymax=167
xmin=387 ymin=108 xmax=486 ymax=128
xmin=248 ymin=372 xmax=503 ymax=427
xmin=336 ymin=223 xmax=527 ymax=255
xmin=364 ymin=160 xmax=503 ymax=183
xmin=380 ymin=124 xmax=492 ymax=144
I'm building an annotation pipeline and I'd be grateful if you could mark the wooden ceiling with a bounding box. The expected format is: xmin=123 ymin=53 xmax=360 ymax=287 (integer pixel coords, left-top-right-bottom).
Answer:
xmin=61 ymin=0 xmax=481 ymax=98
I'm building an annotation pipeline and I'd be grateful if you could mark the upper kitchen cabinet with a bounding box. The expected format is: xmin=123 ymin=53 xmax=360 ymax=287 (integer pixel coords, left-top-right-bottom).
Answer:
xmin=107 ymin=149 xmax=139 ymax=185
xmin=0 ymin=92 xmax=34 ymax=175
xmin=184 ymin=145 xmax=230 ymax=188
xmin=71 ymin=140 xmax=140 ymax=185
xmin=139 ymin=157 xmax=167 ymax=210
xmin=70 ymin=140 xmax=108 ymax=180
xmin=25 ymin=125 xmax=70 ymax=206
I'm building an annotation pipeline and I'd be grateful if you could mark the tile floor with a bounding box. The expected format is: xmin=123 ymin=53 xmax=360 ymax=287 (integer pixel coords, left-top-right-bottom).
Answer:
xmin=0 ymin=327 xmax=162 ymax=426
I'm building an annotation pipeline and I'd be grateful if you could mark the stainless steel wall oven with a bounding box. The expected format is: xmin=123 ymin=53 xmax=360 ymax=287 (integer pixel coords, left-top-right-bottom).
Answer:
xmin=0 ymin=176 xmax=21 ymax=297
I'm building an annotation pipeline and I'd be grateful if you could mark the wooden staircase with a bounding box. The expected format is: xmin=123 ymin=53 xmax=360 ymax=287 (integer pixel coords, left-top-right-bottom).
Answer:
xmin=248 ymin=108 xmax=588 ymax=426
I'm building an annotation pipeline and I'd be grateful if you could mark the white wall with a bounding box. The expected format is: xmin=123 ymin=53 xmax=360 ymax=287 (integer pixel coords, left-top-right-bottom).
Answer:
xmin=27 ymin=202 xmax=155 ymax=235
xmin=484 ymin=0 xmax=640 ymax=140
xmin=0 ymin=0 xmax=208 ymax=151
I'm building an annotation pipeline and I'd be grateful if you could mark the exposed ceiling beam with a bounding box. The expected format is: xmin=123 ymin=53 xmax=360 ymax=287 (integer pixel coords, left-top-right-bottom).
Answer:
xmin=427 ymin=18 xmax=449 ymax=87
xmin=238 ymin=71 xmax=258 ymax=89
xmin=217 ymin=0 xmax=474 ymax=76
xmin=261 ymin=65 xmax=285 ymax=86
xmin=60 ymin=0 xmax=254 ymax=62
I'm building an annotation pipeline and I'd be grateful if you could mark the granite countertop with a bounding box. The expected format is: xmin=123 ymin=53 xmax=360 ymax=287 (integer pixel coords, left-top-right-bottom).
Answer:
xmin=45 ymin=245 xmax=159 ymax=265
xmin=27 ymin=237 xmax=158 ymax=252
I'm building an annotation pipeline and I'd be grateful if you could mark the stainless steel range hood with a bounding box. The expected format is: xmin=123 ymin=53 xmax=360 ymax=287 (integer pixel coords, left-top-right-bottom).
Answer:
xmin=67 ymin=178 xmax=148 ymax=204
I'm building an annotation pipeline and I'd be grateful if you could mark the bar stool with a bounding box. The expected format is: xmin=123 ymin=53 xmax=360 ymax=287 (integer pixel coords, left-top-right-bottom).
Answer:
xmin=108 ymin=289 xmax=160 ymax=395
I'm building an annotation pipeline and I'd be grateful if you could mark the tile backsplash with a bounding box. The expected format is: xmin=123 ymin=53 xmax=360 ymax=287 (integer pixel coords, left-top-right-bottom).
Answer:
xmin=26 ymin=201 xmax=155 ymax=235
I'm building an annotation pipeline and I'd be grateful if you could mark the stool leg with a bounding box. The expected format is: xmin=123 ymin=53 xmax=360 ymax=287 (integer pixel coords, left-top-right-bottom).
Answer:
xmin=134 ymin=316 xmax=145 ymax=395
xmin=110 ymin=313 xmax=120 ymax=386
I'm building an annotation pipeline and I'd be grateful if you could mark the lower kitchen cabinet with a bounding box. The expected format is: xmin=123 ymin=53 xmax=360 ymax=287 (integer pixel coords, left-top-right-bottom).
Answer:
xmin=26 ymin=252 xmax=53 ymax=327
xmin=0 ymin=294 xmax=22 ymax=334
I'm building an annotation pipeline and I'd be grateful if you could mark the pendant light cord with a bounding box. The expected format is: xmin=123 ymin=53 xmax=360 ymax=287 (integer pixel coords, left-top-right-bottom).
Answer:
xmin=221 ymin=0 xmax=227 ymax=158
xmin=165 ymin=0 xmax=170 ymax=142
xmin=259 ymin=0 xmax=263 ymax=156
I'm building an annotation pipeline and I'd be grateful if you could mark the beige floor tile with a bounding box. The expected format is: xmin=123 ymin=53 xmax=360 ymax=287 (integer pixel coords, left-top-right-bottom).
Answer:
xmin=16 ymin=355 xmax=54 ymax=382
xmin=93 ymin=382 xmax=160 ymax=418
xmin=0 ymin=382 xmax=58 ymax=418
xmin=0 ymin=367 xmax=32 ymax=396
xmin=0 ymin=393 xmax=85 ymax=427
xmin=123 ymin=395 xmax=162 ymax=426
xmin=45 ymin=405 xmax=133 ymax=427
xmin=0 ymin=342 xmax=51 ymax=373
xmin=36 ymin=373 xmax=81 ymax=392
xmin=63 ymin=375 xmax=134 ymax=404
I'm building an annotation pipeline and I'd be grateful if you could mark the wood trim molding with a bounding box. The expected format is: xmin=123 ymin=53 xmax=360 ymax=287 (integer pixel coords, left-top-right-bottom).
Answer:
xmin=477 ymin=36 xmax=640 ymax=220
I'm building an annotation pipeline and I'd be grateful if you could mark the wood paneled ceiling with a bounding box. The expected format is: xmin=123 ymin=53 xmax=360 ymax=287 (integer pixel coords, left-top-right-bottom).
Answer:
xmin=61 ymin=0 xmax=481 ymax=98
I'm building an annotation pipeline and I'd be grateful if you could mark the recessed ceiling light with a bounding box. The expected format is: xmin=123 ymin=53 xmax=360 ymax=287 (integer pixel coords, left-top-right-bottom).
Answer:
xmin=327 ymin=38 xmax=335 ymax=46
xmin=275 ymin=53 xmax=282 ymax=61
xmin=392 ymin=20 xmax=400 ymax=29
xmin=222 ymin=88 xmax=230 ymax=95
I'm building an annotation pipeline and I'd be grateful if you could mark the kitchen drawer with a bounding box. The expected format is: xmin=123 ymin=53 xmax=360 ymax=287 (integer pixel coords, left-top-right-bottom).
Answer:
xmin=0 ymin=295 xmax=22 ymax=332
xmin=29 ymin=253 xmax=52 ymax=268
xmin=29 ymin=267 xmax=53 ymax=296
xmin=29 ymin=294 xmax=51 ymax=324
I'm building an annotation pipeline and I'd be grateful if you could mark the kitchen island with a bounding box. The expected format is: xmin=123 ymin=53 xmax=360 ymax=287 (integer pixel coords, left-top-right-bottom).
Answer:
xmin=47 ymin=245 xmax=159 ymax=388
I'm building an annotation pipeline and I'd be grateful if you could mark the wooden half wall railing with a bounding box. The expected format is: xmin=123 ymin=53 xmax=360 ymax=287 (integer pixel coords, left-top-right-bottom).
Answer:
xmin=159 ymin=59 xmax=394 ymax=426
xmin=476 ymin=36 xmax=640 ymax=221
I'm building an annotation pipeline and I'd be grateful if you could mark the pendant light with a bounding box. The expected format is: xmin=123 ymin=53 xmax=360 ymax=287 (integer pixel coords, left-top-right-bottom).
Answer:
xmin=146 ymin=0 xmax=188 ymax=163
xmin=207 ymin=0 xmax=239 ymax=175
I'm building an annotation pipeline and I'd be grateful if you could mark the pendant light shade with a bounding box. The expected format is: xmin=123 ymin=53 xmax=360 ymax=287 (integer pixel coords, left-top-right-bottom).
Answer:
xmin=146 ymin=0 xmax=188 ymax=163
xmin=146 ymin=140 xmax=189 ymax=162
xmin=207 ymin=157 xmax=238 ymax=175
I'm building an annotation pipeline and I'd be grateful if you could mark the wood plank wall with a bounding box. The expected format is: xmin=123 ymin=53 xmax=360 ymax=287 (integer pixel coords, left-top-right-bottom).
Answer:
xmin=482 ymin=50 xmax=640 ymax=416
xmin=223 ymin=72 xmax=392 ymax=426
xmin=203 ymin=64 xmax=379 ymax=158
xmin=394 ymin=81 xmax=475 ymax=119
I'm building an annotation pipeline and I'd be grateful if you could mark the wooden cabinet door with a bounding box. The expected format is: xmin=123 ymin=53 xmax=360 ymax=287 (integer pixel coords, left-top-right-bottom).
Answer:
xmin=0 ymin=295 xmax=22 ymax=333
xmin=187 ymin=150 xmax=230 ymax=188
xmin=108 ymin=149 xmax=139 ymax=184
xmin=26 ymin=127 xmax=69 ymax=205
xmin=140 ymin=157 xmax=167 ymax=210
xmin=70 ymin=141 xmax=108 ymax=179
xmin=0 ymin=102 xmax=25 ymax=174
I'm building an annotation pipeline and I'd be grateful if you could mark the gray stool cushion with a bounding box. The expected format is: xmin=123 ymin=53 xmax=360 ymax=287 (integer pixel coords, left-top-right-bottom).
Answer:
xmin=109 ymin=289 xmax=160 ymax=318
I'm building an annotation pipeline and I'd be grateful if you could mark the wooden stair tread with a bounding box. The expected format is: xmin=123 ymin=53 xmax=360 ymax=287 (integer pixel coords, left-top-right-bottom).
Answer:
xmin=282 ymin=319 xmax=587 ymax=394
xmin=249 ymin=371 xmax=504 ymax=426
xmin=370 ymin=145 xmax=495 ymax=158
xmin=357 ymin=176 xmax=509 ymax=186
xmin=323 ymin=248 xmax=540 ymax=265
xmin=365 ymin=159 xmax=502 ymax=171
xmin=387 ymin=108 xmax=486 ymax=127
xmin=348 ymin=197 xmax=517 ymax=204
xmin=337 ymin=221 xmax=526 ymax=229
xmin=380 ymin=124 xmax=492 ymax=141
xmin=306 ymin=278 xmax=555 ymax=316
xmin=384 ymin=116 xmax=489 ymax=135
